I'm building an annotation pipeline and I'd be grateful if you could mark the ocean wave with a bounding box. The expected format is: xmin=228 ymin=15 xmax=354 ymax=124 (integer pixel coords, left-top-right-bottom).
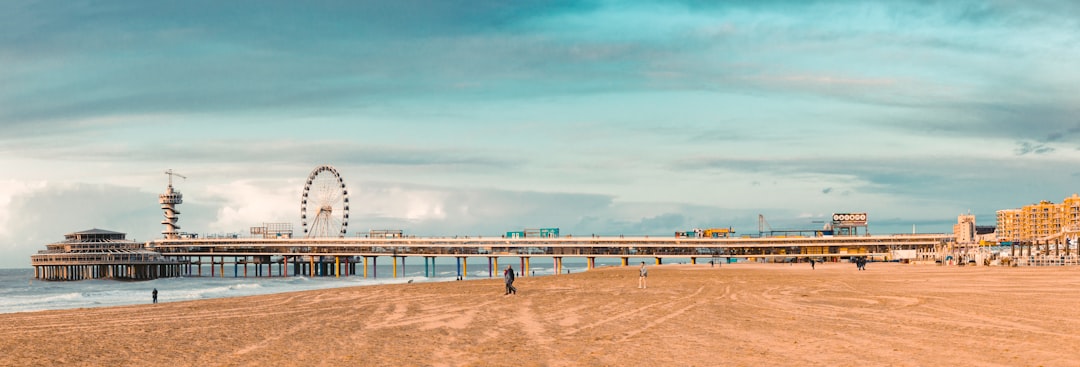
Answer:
xmin=0 ymin=264 xmax=551 ymax=313
xmin=0 ymin=292 xmax=82 ymax=305
xmin=229 ymin=283 xmax=263 ymax=290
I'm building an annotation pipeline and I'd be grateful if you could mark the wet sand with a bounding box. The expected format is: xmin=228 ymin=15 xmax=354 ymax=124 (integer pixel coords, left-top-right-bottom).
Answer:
xmin=2 ymin=262 xmax=1080 ymax=366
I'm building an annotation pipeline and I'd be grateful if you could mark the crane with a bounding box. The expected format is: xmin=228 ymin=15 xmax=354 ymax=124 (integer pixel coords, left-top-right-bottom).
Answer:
xmin=165 ymin=169 xmax=187 ymax=186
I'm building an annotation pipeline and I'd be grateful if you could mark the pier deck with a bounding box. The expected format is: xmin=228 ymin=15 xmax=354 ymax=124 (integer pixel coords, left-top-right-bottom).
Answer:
xmin=149 ymin=234 xmax=949 ymax=257
xmin=146 ymin=234 xmax=950 ymax=279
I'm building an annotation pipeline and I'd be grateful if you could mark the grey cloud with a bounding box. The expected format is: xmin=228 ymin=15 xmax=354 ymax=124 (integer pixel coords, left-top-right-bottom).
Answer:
xmin=238 ymin=179 xmax=776 ymax=238
xmin=1043 ymin=123 xmax=1080 ymax=142
xmin=574 ymin=212 xmax=709 ymax=237
xmin=679 ymin=153 xmax=1068 ymax=215
xmin=3 ymin=0 xmax=1077 ymax=131
xmin=0 ymin=1 xmax=616 ymax=125
xmin=637 ymin=213 xmax=688 ymax=231
xmin=0 ymin=139 xmax=521 ymax=170
xmin=883 ymin=102 xmax=1080 ymax=147
xmin=327 ymin=184 xmax=756 ymax=237
xmin=1014 ymin=141 xmax=1055 ymax=156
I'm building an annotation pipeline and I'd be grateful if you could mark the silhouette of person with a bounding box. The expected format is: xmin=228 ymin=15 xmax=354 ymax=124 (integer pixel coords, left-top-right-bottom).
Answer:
xmin=638 ymin=262 xmax=648 ymax=289
xmin=503 ymin=265 xmax=517 ymax=295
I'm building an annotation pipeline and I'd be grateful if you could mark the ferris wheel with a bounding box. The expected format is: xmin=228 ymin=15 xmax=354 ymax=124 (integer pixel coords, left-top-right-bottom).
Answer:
xmin=301 ymin=165 xmax=350 ymax=238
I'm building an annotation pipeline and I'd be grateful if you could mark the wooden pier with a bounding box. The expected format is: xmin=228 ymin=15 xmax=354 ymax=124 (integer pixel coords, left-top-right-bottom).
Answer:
xmin=32 ymin=230 xmax=951 ymax=281
xmin=146 ymin=233 xmax=951 ymax=279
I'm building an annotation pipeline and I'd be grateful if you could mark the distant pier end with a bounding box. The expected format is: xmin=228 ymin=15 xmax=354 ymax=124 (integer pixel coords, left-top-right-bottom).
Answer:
xmin=31 ymin=229 xmax=180 ymax=281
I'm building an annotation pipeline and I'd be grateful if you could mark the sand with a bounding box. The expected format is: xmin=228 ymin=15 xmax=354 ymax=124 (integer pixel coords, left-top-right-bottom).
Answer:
xmin=2 ymin=262 xmax=1080 ymax=366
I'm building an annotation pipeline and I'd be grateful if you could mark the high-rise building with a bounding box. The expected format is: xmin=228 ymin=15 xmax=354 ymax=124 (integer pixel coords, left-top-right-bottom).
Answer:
xmin=995 ymin=209 xmax=1021 ymax=243
xmin=953 ymin=214 xmax=976 ymax=245
xmin=996 ymin=194 xmax=1080 ymax=243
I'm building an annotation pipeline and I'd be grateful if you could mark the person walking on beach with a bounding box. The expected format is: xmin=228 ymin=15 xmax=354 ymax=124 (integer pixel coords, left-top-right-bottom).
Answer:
xmin=503 ymin=265 xmax=517 ymax=295
xmin=810 ymin=258 xmax=816 ymax=270
xmin=638 ymin=262 xmax=648 ymax=289
xmin=152 ymin=288 xmax=158 ymax=304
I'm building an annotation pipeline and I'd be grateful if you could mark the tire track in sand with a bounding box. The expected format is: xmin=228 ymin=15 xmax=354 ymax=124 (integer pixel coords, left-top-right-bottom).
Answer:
xmin=562 ymin=285 xmax=707 ymax=337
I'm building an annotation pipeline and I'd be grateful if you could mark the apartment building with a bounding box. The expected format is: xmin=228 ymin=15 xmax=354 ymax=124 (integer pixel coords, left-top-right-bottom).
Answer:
xmin=996 ymin=194 xmax=1080 ymax=243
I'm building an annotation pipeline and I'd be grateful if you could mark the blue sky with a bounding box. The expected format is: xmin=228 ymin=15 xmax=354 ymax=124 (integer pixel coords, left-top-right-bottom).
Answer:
xmin=1 ymin=1 xmax=1079 ymax=267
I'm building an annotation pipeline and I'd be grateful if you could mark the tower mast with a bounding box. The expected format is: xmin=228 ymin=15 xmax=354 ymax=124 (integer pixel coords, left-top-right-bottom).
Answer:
xmin=160 ymin=170 xmax=186 ymax=239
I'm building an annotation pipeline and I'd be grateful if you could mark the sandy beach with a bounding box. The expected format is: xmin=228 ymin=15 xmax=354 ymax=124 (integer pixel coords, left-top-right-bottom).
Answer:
xmin=3 ymin=262 xmax=1080 ymax=366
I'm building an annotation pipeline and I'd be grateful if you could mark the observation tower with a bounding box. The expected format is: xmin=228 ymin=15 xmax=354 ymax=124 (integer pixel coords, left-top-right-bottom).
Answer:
xmin=160 ymin=169 xmax=185 ymax=240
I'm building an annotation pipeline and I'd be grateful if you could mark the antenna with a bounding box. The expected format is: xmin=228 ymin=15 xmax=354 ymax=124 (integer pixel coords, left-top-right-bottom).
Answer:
xmin=758 ymin=214 xmax=773 ymax=236
xmin=165 ymin=169 xmax=187 ymax=186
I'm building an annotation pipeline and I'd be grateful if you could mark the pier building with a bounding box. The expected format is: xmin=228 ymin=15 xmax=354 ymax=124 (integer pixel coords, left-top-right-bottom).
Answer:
xmin=31 ymin=229 xmax=180 ymax=281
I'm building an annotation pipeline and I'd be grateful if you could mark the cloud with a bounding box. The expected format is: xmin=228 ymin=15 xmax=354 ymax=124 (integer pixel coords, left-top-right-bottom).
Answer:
xmin=677 ymin=150 xmax=1078 ymax=219
xmin=2 ymin=0 xmax=1077 ymax=141
xmin=189 ymin=178 xmax=772 ymax=239
xmin=0 ymin=179 xmax=47 ymax=238
xmin=0 ymin=182 xmax=216 ymax=268
xmin=1014 ymin=141 xmax=1056 ymax=156
xmin=201 ymin=180 xmax=301 ymax=235
xmin=0 ymin=138 xmax=522 ymax=172
xmin=1042 ymin=122 xmax=1080 ymax=143
xmin=0 ymin=2 xmax=610 ymax=125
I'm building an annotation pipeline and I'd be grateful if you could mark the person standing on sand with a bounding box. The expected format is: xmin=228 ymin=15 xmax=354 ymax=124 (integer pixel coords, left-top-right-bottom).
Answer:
xmin=638 ymin=262 xmax=648 ymax=289
xmin=810 ymin=258 xmax=816 ymax=270
xmin=152 ymin=288 xmax=158 ymax=304
xmin=503 ymin=265 xmax=517 ymax=295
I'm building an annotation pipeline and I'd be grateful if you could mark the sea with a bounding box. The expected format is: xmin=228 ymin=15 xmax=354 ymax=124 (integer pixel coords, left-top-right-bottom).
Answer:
xmin=0 ymin=256 xmax=631 ymax=314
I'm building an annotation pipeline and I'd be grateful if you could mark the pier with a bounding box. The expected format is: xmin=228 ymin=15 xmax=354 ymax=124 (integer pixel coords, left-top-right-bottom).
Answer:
xmin=146 ymin=234 xmax=950 ymax=279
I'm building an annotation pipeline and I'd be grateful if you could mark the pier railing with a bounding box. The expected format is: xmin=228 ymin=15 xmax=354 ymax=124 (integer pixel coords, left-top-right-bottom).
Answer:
xmin=148 ymin=234 xmax=951 ymax=259
xmin=30 ymin=252 xmax=178 ymax=265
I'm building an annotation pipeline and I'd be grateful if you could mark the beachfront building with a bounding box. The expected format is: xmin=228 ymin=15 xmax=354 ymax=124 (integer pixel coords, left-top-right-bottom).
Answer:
xmin=31 ymin=229 xmax=181 ymax=281
xmin=996 ymin=193 xmax=1080 ymax=245
xmin=954 ymin=214 xmax=977 ymax=245
xmin=953 ymin=214 xmax=997 ymax=246
xmin=996 ymin=209 xmax=1022 ymax=244
xmin=948 ymin=214 xmax=998 ymax=265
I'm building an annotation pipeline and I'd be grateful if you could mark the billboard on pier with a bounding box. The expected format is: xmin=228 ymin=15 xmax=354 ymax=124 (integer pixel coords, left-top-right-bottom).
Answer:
xmin=832 ymin=213 xmax=868 ymax=225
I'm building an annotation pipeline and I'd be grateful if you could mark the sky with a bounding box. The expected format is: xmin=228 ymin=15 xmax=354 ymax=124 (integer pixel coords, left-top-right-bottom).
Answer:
xmin=2 ymin=1 xmax=1079 ymax=268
